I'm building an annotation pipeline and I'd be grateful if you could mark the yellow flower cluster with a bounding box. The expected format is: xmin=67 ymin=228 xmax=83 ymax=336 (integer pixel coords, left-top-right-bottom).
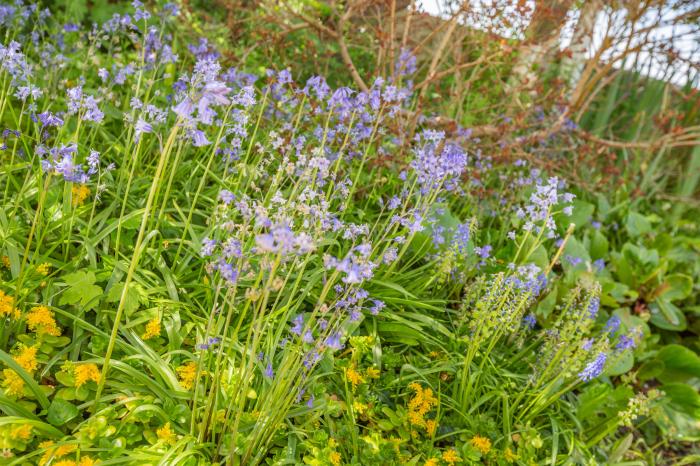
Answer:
xmin=424 ymin=458 xmax=439 ymax=466
xmin=470 ymin=435 xmax=491 ymax=455
xmin=442 ymin=449 xmax=461 ymax=464
xmin=38 ymin=440 xmax=95 ymax=466
xmin=352 ymin=400 xmax=368 ymax=414
xmin=407 ymin=382 xmax=438 ymax=433
xmin=177 ymin=361 xmax=199 ymax=390
xmin=53 ymin=460 xmax=95 ymax=466
xmin=14 ymin=345 xmax=38 ymax=373
xmin=142 ymin=317 xmax=161 ymax=340
xmin=156 ymin=422 xmax=177 ymax=445
xmin=36 ymin=263 xmax=51 ymax=276
xmin=345 ymin=365 xmax=364 ymax=390
xmin=11 ymin=424 xmax=33 ymax=440
xmin=26 ymin=305 xmax=62 ymax=336
xmin=1 ymin=255 xmax=10 ymax=268
xmin=2 ymin=345 xmax=39 ymax=397
xmin=328 ymin=438 xmax=342 ymax=466
xmin=0 ymin=290 xmax=19 ymax=319
xmin=74 ymin=363 xmax=101 ymax=387
xmin=329 ymin=451 xmax=341 ymax=466
xmin=71 ymin=184 xmax=91 ymax=206
xmin=503 ymin=447 xmax=518 ymax=462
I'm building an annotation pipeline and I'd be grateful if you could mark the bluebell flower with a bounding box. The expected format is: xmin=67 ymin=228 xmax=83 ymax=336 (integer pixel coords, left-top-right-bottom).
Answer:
xmin=453 ymin=223 xmax=471 ymax=253
xmin=192 ymin=129 xmax=210 ymax=147
xmin=87 ymin=150 xmax=100 ymax=175
xmin=215 ymin=260 xmax=238 ymax=285
xmin=383 ymin=247 xmax=398 ymax=264
xmin=290 ymin=315 xmax=303 ymax=336
xmin=394 ymin=47 xmax=417 ymax=77
xmin=200 ymin=238 xmax=216 ymax=257
xmin=304 ymin=75 xmax=330 ymax=100
xmin=474 ymin=245 xmax=492 ymax=259
xmin=325 ymin=333 xmax=344 ymax=351
xmin=264 ymin=362 xmax=274 ymax=379
xmin=134 ymin=119 xmax=152 ymax=141
xmin=218 ymin=189 xmax=235 ymax=205
xmin=302 ymin=330 xmax=314 ymax=344
xmin=369 ymin=299 xmax=385 ymax=315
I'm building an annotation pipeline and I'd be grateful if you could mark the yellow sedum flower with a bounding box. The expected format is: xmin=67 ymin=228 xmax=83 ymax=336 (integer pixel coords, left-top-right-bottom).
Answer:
xmin=442 ymin=449 xmax=461 ymax=464
xmin=425 ymin=419 xmax=438 ymax=437
xmin=2 ymin=369 xmax=25 ymax=396
xmin=504 ymin=447 xmax=518 ymax=462
xmin=424 ymin=459 xmax=439 ymax=466
xmin=36 ymin=263 xmax=51 ymax=276
xmin=26 ymin=305 xmax=61 ymax=336
xmin=54 ymin=443 xmax=77 ymax=457
xmin=177 ymin=361 xmax=199 ymax=390
xmin=79 ymin=457 xmax=96 ymax=466
xmin=52 ymin=461 xmax=76 ymax=466
xmin=407 ymin=382 xmax=438 ymax=432
xmin=15 ymin=345 xmax=39 ymax=373
xmin=142 ymin=317 xmax=161 ymax=340
xmin=329 ymin=450 xmax=341 ymax=466
xmin=352 ymin=400 xmax=367 ymax=414
xmin=71 ymin=184 xmax=91 ymax=206
xmin=11 ymin=424 xmax=32 ymax=440
xmin=345 ymin=365 xmax=364 ymax=390
xmin=470 ymin=435 xmax=492 ymax=455
xmin=0 ymin=290 xmax=20 ymax=319
xmin=2 ymin=345 xmax=40 ymax=397
xmin=38 ymin=441 xmax=78 ymax=466
xmin=156 ymin=422 xmax=177 ymax=445
xmin=1 ymin=255 xmax=10 ymax=268
xmin=74 ymin=363 xmax=101 ymax=387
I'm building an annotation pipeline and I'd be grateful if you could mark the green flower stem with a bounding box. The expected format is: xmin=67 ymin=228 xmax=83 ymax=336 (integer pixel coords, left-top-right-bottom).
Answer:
xmin=93 ymin=123 xmax=180 ymax=411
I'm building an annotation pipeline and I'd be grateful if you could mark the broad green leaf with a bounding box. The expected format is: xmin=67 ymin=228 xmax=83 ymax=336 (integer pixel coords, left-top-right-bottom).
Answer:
xmin=567 ymin=200 xmax=595 ymax=231
xmin=656 ymin=345 xmax=700 ymax=384
xmin=658 ymin=274 xmax=693 ymax=302
xmin=625 ymin=211 xmax=651 ymax=237
xmin=607 ymin=350 xmax=633 ymax=376
xmin=649 ymin=299 xmax=687 ymax=331
xmin=59 ymin=271 xmax=102 ymax=310
xmin=590 ymin=230 xmax=608 ymax=260
xmin=106 ymin=282 xmax=146 ymax=317
xmin=662 ymin=383 xmax=700 ymax=415
xmin=47 ymin=398 xmax=79 ymax=426
xmin=637 ymin=360 xmax=665 ymax=382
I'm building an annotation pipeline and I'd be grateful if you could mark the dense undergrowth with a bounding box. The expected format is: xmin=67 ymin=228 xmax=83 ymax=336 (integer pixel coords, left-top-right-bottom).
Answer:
xmin=0 ymin=1 xmax=698 ymax=465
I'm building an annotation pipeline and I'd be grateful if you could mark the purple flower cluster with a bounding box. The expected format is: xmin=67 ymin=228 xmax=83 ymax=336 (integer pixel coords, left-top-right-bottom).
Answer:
xmin=324 ymin=244 xmax=377 ymax=285
xmin=38 ymin=144 xmax=106 ymax=183
xmin=410 ymin=130 xmax=468 ymax=193
xmin=514 ymin=175 xmax=574 ymax=238
xmin=578 ymin=352 xmax=607 ymax=382
xmin=66 ymin=86 xmax=104 ymax=123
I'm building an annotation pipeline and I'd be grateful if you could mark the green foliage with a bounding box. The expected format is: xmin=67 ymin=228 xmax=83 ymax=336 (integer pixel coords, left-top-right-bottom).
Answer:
xmin=0 ymin=1 xmax=696 ymax=465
